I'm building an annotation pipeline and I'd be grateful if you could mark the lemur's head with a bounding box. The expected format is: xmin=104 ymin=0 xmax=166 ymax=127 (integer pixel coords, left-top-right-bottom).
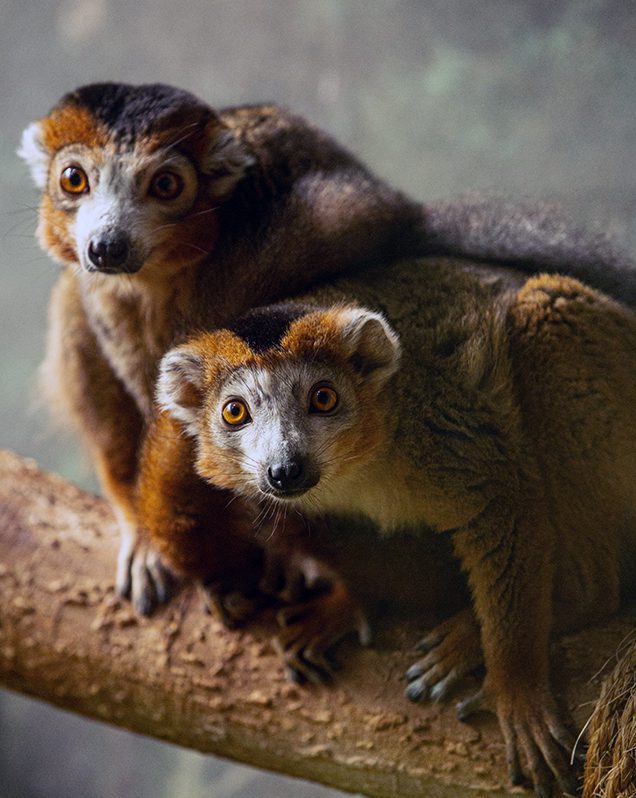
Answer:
xmin=19 ymin=82 xmax=252 ymax=276
xmin=157 ymin=303 xmax=401 ymax=509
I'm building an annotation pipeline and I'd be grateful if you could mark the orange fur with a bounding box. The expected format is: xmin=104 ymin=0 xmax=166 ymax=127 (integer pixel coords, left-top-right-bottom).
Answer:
xmin=40 ymin=105 xmax=110 ymax=153
xmin=137 ymin=411 xmax=259 ymax=585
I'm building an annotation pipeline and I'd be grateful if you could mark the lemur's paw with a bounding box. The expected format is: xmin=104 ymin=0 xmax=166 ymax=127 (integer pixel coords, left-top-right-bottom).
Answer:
xmin=199 ymin=581 xmax=261 ymax=629
xmin=490 ymin=686 xmax=581 ymax=798
xmin=275 ymin=582 xmax=370 ymax=685
xmin=258 ymin=550 xmax=308 ymax=605
xmin=116 ymin=534 xmax=174 ymax=616
xmin=405 ymin=607 xmax=483 ymax=703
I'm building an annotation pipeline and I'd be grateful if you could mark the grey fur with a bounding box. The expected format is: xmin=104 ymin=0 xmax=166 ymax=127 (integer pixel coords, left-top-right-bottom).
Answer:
xmin=422 ymin=194 xmax=636 ymax=309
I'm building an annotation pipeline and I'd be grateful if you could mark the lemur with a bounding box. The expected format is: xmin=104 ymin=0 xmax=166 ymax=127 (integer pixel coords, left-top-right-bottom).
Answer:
xmin=146 ymin=258 xmax=636 ymax=797
xmin=19 ymin=81 xmax=636 ymax=617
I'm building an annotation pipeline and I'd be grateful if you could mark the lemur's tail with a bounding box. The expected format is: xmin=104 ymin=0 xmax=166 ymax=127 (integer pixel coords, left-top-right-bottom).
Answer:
xmin=420 ymin=193 xmax=636 ymax=310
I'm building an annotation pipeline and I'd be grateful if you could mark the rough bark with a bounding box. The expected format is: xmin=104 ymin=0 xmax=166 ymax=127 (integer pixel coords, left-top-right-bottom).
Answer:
xmin=0 ymin=448 xmax=633 ymax=797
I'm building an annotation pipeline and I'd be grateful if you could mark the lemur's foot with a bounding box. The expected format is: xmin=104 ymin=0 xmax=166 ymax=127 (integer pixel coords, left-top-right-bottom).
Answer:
xmin=199 ymin=580 xmax=261 ymax=629
xmin=116 ymin=532 xmax=174 ymax=616
xmin=405 ymin=607 xmax=483 ymax=703
xmin=275 ymin=581 xmax=370 ymax=685
xmin=474 ymin=682 xmax=581 ymax=798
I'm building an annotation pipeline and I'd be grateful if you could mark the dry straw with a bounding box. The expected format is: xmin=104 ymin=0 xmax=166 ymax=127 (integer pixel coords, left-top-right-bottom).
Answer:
xmin=583 ymin=633 xmax=636 ymax=798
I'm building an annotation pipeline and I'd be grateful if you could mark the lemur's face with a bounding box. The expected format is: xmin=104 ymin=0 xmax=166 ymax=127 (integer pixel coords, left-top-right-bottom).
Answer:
xmin=203 ymin=358 xmax=357 ymax=500
xmin=19 ymin=82 xmax=252 ymax=277
xmin=157 ymin=305 xmax=401 ymax=510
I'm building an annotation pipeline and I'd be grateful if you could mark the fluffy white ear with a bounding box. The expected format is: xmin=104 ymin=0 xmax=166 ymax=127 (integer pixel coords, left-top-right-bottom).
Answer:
xmin=338 ymin=307 xmax=401 ymax=388
xmin=18 ymin=122 xmax=49 ymax=190
xmin=201 ymin=123 xmax=254 ymax=200
xmin=156 ymin=346 xmax=205 ymax=433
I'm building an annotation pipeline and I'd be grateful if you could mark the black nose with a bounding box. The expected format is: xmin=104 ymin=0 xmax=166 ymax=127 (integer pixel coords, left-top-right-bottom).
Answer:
xmin=87 ymin=232 xmax=130 ymax=272
xmin=267 ymin=459 xmax=305 ymax=492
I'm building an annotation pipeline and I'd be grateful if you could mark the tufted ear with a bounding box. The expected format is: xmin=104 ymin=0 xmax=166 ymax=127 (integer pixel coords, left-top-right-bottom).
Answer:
xmin=18 ymin=122 xmax=50 ymax=190
xmin=201 ymin=122 xmax=255 ymax=201
xmin=337 ymin=307 xmax=401 ymax=388
xmin=156 ymin=346 xmax=206 ymax=434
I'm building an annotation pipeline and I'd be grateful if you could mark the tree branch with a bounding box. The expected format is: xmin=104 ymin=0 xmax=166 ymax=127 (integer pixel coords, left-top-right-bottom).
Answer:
xmin=0 ymin=448 xmax=631 ymax=797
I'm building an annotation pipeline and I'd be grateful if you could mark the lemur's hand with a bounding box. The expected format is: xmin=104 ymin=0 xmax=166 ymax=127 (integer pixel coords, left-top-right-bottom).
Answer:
xmin=115 ymin=529 xmax=174 ymax=616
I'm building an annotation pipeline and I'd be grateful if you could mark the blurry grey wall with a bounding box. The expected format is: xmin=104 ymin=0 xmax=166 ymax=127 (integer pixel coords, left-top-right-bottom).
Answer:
xmin=0 ymin=2 xmax=634 ymax=797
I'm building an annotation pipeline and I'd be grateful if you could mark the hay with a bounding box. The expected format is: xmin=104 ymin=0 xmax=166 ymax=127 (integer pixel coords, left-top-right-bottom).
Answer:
xmin=583 ymin=634 xmax=636 ymax=798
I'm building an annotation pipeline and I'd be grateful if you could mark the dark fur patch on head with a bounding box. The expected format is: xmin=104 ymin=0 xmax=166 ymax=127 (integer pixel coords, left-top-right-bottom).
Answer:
xmin=227 ymin=303 xmax=314 ymax=354
xmin=56 ymin=82 xmax=214 ymax=146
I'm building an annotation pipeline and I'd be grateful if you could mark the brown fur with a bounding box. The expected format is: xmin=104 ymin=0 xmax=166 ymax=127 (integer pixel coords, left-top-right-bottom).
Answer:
xmin=23 ymin=84 xmax=636 ymax=621
xmin=150 ymin=258 xmax=636 ymax=795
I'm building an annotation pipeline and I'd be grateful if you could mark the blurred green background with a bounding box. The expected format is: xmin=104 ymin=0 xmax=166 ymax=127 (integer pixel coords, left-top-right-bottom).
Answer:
xmin=0 ymin=1 xmax=634 ymax=796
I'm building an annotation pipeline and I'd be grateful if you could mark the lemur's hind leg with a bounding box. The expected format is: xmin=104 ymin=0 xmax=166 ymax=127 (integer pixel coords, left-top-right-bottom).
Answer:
xmin=276 ymin=578 xmax=371 ymax=684
xmin=406 ymin=607 xmax=483 ymax=703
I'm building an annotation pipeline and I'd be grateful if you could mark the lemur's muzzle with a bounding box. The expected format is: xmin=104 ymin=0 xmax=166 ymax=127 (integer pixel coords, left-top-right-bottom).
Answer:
xmin=87 ymin=231 xmax=139 ymax=274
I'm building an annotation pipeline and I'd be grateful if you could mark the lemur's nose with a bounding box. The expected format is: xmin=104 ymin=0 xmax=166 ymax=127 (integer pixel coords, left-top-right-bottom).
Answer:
xmin=87 ymin=232 xmax=130 ymax=272
xmin=267 ymin=459 xmax=305 ymax=492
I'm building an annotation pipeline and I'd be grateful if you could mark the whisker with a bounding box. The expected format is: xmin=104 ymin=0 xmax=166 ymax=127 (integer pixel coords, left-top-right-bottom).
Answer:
xmin=148 ymin=221 xmax=178 ymax=235
xmin=164 ymin=123 xmax=202 ymax=151
xmin=224 ymin=492 xmax=241 ymax=511
xmin=188 ymin=206 xmax=220 ymax=217
xmin=179 ymin=241 xmax=212 ymax=256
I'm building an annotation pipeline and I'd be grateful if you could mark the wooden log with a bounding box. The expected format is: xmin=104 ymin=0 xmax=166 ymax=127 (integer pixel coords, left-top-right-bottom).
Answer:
xmin=0 ymin=448 xmax=632 ymax=797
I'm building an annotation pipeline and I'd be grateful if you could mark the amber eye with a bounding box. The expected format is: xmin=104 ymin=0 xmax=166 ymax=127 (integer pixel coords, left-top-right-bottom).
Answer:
xmin=149 ymin=171 xmax=184 ymax=201
xmin=222 ymin=400 xmax=250 ymax=426
xmin=309 ymin=385 xmax=338 ymax=414
xmin=60 ymin=166 xmax=89 ymax=195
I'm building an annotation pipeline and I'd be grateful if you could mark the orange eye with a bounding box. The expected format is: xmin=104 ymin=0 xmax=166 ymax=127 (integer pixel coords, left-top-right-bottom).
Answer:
xmin=309 ymin=385 xmax=338 ymax=414
xmin=149 ymin=170 xmax=184 ymax=200
xmin=60 ymin=166 xmax=89 ymax=195
xmin=222 ymin=400 xmax=250 ymax=426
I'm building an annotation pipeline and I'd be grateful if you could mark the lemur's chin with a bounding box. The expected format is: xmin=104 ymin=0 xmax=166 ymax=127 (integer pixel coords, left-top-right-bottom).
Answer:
xmin=81 ymin=257 xmax=144 ymax=275
xmin=260 ymin=486 xmax=312 ymax=502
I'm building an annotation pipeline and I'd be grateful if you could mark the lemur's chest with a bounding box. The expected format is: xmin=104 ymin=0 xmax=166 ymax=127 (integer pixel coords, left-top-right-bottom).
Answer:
xmin=80 ymin=275 xmax=192 ymax=417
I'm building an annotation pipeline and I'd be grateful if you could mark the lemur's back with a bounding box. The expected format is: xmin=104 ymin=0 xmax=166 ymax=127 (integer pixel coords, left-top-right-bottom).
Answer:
xmin=296 ymin=257 xmax=636 ymax=550
xmin=294 ymin=258 xmax=522 ymax=468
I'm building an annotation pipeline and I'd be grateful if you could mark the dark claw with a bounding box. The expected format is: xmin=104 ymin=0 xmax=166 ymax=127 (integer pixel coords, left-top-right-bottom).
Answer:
xmin=134 ymin=591 xmax=154 ymax=617
xmin=456 ymin=689 xmax=485 ymax=721
xmin=405 ymin=662 xmax=425 ymax=682
xmin=429 ymin=675 xmax=454 ymax=703
xmin=415 ymin=631 xmax=440 ymax=653
xmin=286 ymin=655 xmax=330 ymax=686
xmin=406 ymin=678 xmax=428 ymax=703
xmin=201 ymin=590 xmax=238 ymax=629
xmin=216 ymin=607 xmax=239 ymax=630
xmin=153 ymin=579 xmax=171 ymax=606
xmin=116 ymin=574 xmax=131 ymax=600
xmin=286 ymin=666 xmax=304 ymax=684
xmin=508 ymin=757 xmax=524 ymax=786
xmin=303 ymin=649 xmax=336 ymax=681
